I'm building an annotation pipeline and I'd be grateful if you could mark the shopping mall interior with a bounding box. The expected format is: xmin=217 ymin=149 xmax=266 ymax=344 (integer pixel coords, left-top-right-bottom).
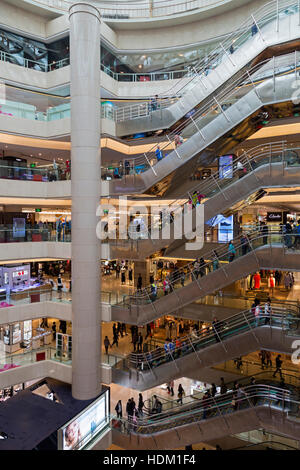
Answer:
xmin=1 ymin=0 xmax=300 ymax=452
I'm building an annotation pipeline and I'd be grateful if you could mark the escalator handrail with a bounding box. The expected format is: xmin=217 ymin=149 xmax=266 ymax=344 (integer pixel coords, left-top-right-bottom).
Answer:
xmin=111 ymin=383 xmax=299 ymax=436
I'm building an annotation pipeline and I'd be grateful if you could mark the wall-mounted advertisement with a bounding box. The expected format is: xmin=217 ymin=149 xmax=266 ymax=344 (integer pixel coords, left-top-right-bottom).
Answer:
xmin=12 ymin=218 xmax=25 ymax=238
xmin=218 ymin=215 xmax=233 ymax=243
xmin=219 ymin=154 xmax=233 ymax=179
xmin=57 ymin=390 xmax=109 ymax=450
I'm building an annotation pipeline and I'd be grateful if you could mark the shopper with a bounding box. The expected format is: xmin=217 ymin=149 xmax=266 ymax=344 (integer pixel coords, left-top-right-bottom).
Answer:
xmin=259 ymin=350 xmax=266 ymax=370
xmin=137 ymin=332 xmax=143 ymax=353
xmin=163 ymin=277 xmax=171 ymax=295
xmin=150 ymin=281 xmax=158 ymax=301
xmin=152 ymin=395 xmax=160 ymax=413
xmin=228 ymin=240 xmax=236 ymax=262
xmin=264 ymin=298 xmax=272 ymax=325
xmin=240 ymin=233 xmax=250 ymax=256
xmin=104 ymin=336 xmax=111 ymax=354
xmin=261 ymin=222 xmax=269 ymax=245
xmin=138 ymin=393 xmax=144 ymax=416
xmin=211 ymin=383 xmax=217 ymax=397
xmin=155 ymin=146 xmax=163 ymax=162
xmin=177 ymin=384 xmax=185 ymax=405
xmin=193 ymin=258 xmax=201 ymax=279
xmin=132 ymin=331 xmax=138 ymax=352
xmin=266 ymin=351 xmax=272 ymax=368
xmin=212 ymin=317 xmax=221 ymax=343
xmin=137 ymin=274 xmax=143 ymax=291
xmin=52 ymin=321 xmax=57 ymax=341
xmin=202 ymin=390 xmax=211 ymax=419
xmin=111 ymin=328 xmax=119 ymax=348
xmin=57 ymin=275 xmax=63 ymax=299
xmin=167 ymin=380 xmax=174 ymax=396
xmin=115 ymin=400 xmax=122 ymax=419
xmin=220 ymin=377 xmax=227 ymax=395
xmin=273 ymin=354 xmax=283 ymax=378
xmin=145 ymin=323 xmax=152 ymax=340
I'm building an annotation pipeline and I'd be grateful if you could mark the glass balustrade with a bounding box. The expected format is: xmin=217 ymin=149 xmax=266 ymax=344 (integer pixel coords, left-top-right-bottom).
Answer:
xmin=0 ymin=228 xmax=71 ymax=243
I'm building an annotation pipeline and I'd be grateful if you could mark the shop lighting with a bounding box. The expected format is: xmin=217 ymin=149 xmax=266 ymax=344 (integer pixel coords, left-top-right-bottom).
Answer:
xmin=21 ymin=209 xmax=71 ymax=215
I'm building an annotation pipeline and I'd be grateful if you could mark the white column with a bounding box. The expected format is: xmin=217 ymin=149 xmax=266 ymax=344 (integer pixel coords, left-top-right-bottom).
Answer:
xmin=69 ymin=2 xmax=101 ymax=400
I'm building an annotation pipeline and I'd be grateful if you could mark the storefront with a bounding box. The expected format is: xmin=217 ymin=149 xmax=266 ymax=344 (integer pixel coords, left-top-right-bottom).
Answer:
xmin=0 ymin=263 xmax=52 ymax=301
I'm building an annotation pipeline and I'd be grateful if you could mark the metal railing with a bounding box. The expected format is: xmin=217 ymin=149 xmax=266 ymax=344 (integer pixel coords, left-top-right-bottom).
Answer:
xmin=27 ymin=0 xmax=239 ymax=19
xmin=0 ymin=345 xmax=71 ymax=371
xmin=0 ymin=50 xmax=70 ymax=72
xmin=100 ymin=63 xmax=194 ymax=82
xmin=0 ymin=286 xmax=128 ymax=307
xmin=0 ymin=48 xmax=193 ymax=84
xmin=4 ymin=1 xmax=299 ymax=124
xmin=109 ymin=0 xmax=300 ymax=122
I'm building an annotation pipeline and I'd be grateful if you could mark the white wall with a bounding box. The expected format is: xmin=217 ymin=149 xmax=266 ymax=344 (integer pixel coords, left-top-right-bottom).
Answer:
xmin=1 ymin=0 xmax=267 ymax=50
xmin=0 ymin=180 xmax=71 ymax=198
xmin=0 ymin=241 xmax=71 ymax=261
xmin=0 ymin=301 xmax=72 ymax=324
xmin=0 ymin=361 xmax=112 ymax=389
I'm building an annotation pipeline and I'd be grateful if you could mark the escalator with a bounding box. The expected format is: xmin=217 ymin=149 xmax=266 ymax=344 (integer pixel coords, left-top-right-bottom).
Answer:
xmin=111 ymin=305 xmax=300 ymax=390
xmin=105 ymin=51 xmax=300 ymax=199
xmin=111 ymin=374 xmax=300 ymax=449
xmin=114 ymin=1 xmax=300 ymax=138
xmin=110 ymin=230 xmax=300 ymax=324
xmin=109 ymin=140 xmax=300 ymax=261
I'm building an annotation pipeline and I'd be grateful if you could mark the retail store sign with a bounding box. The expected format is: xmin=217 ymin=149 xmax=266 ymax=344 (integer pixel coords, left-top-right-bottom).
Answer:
xmin=266 ymin=212 xmax=282 ymax=222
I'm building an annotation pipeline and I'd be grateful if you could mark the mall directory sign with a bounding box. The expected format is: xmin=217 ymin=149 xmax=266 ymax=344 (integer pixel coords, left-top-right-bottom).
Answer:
xmin=57 ymin=389 xmax=109 ymax=450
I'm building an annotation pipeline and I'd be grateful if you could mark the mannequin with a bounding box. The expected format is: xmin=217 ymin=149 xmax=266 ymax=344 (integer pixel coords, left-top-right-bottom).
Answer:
xmin=253 ymin=271 xmax=261 ymax=289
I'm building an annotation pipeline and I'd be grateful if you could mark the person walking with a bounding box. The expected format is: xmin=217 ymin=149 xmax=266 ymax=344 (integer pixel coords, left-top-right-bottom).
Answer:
xmin=228 ymin=240 xmax=236 ymax=262
xmin=137 ymin=274 xmax=143 ymax=292
xmin=220 ymin=377 xmax=227 ymax=395
xmin=177 ymin=384 xmax=185 ymax=405
xmin=273 ymin=354 xmax=283 ymax=378
xmin=264 ymin=298 xmax=272 ymax=325
xmin=266 ymin=351 xmax=272 ymax=368
xmin=137 ymin=332 xmax=143 ymax=353
xmin=167 ymin=380 xmax=174 ymax=396
xmin=259 ymin=350 xmax=266 ymax=370
xmin=138 ymin=393 xmax=144 ymax=416
xmin=115 ymin=400 xmax=122 ymax=419
xmin=52 ymin=321 xmax=57 ymax=341
xmin=111 ymin=328 xmax=119 ymax=348
xmin=163 ymin=277 xmax=171 ymax=295
xmin=155 ymin=146 xmax=163 ymax=162
xmin=254 ymin=299 xmax=261 ymax=327
xmin=132 ymin=330 xmax=138 ymax=352
xmin=57 ymin=275 xmax=63 ymax=300
xmin=104 ymin=335 xmax=111 ymax=355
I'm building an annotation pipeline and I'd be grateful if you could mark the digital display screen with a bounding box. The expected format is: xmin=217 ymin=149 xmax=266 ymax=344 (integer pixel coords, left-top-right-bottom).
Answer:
xmin=58 ymin=390 xmax=109 ymax=450
xmin=218 ymin=215 xmax=234 ymax=243
xmin=13 ymin=218 xmax=26 ymax=238
xmin=219 ymin=155 xmax=233 ymax=179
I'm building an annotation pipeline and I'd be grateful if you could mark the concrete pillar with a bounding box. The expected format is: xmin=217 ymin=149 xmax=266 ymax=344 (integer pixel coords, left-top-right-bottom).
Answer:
xmin=69 ymin=2 xmax=101 ymax=400
xmin=134 ymin=260 xmax=150 ymax=288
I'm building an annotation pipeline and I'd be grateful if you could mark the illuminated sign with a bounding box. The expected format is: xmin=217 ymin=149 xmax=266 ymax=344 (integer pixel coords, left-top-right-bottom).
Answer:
xmin=57 ymin=390 xmax=109 ymax=450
